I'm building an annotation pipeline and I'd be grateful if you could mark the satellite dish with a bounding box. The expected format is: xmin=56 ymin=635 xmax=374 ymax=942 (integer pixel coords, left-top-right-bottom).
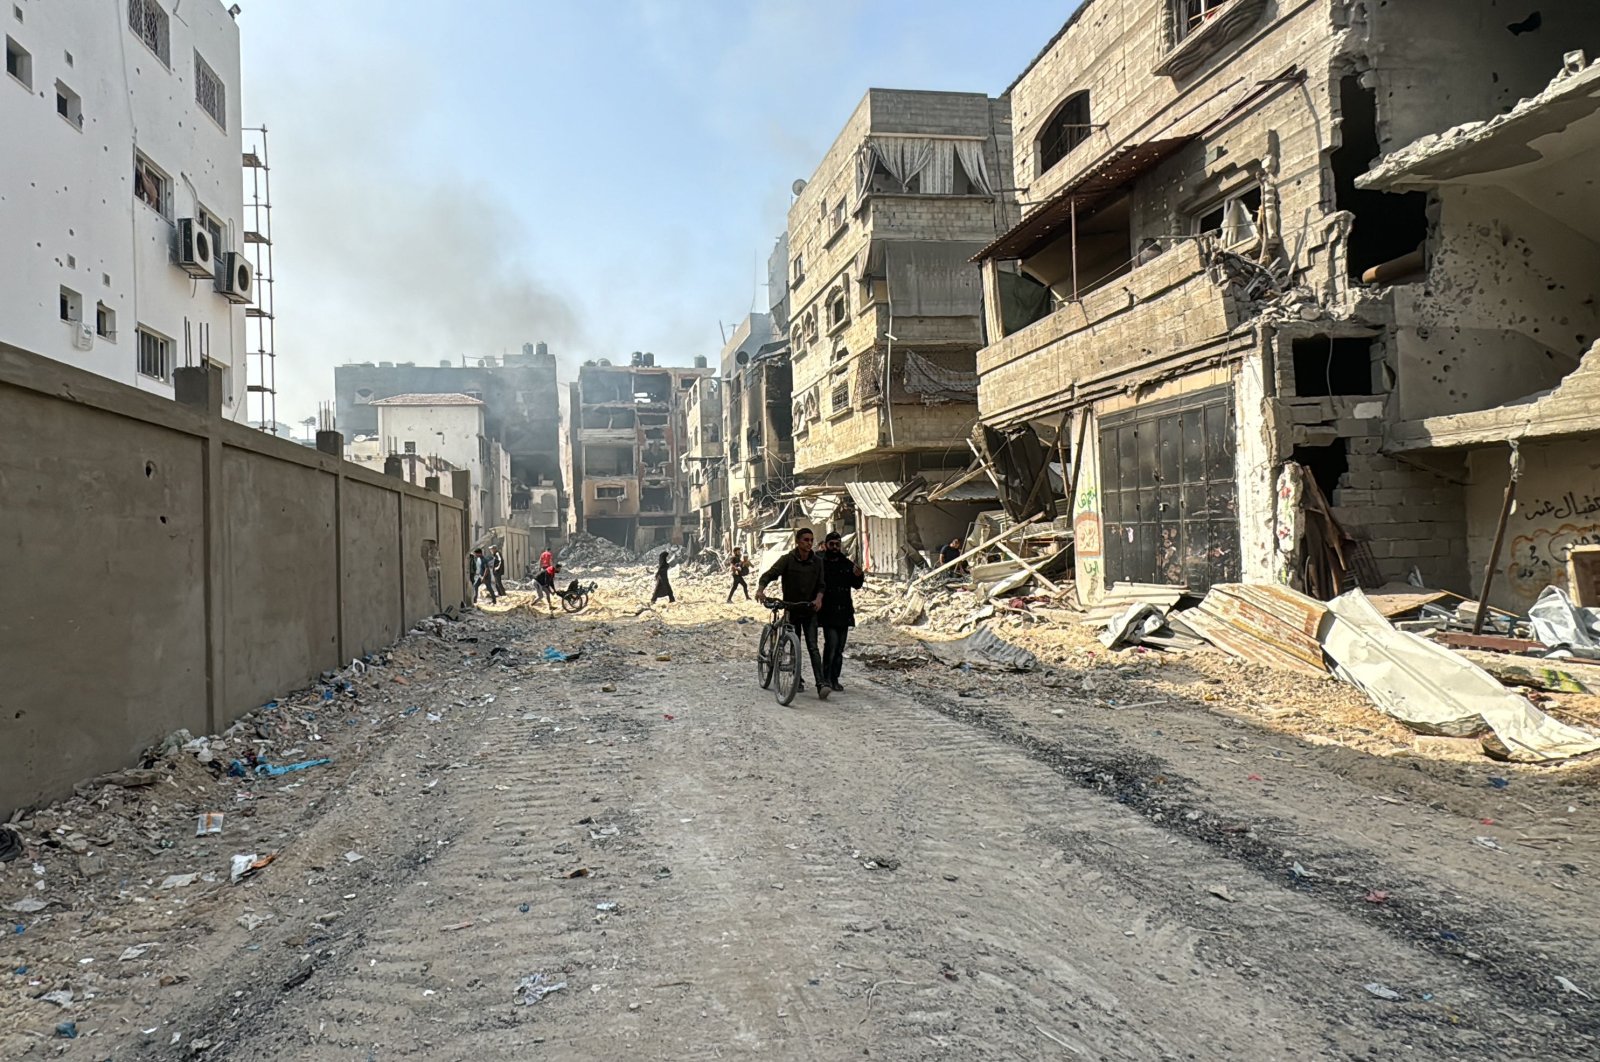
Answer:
xmin=791 ymin=178 xmax=807 ymax=196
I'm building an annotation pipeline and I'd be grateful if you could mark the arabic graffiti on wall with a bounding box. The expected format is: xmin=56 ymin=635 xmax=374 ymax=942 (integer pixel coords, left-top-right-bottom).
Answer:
xmin=1521 ymin=492 xmax=1600 ymax=524
xmin=1507 ymin=522 xmax=1600 ymax=599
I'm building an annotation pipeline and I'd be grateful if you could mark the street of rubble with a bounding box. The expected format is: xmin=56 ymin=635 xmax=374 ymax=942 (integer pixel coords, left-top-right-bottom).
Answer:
xmin=5 ymin=567 xmax=1600 ymax=1061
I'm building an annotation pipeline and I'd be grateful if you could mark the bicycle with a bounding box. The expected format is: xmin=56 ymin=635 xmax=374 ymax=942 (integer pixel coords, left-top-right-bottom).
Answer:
xmin=756 ymin=601 xmax=810 ymax=706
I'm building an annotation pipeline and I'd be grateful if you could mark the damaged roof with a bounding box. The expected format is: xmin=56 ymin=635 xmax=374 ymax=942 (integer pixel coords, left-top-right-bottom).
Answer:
xmin=1359 ymin=59 xmax=1600 ymax=191
xmin=369 ymin=393 xmax=485 ymax=406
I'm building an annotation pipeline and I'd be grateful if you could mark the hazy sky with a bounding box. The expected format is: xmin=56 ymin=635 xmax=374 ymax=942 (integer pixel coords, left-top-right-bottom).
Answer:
xmin=239 ymin=0 xmax=1075 ymax=426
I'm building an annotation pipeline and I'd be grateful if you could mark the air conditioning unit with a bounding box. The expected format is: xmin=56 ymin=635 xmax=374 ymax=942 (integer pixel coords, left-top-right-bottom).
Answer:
xmin=176 ymin=218 xmax=214 ymax=278
xmin=219 ymin=251 xmax=254 ymax=304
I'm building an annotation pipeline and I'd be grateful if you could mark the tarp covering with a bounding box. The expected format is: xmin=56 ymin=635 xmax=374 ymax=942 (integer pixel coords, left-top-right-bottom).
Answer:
xmin=1529 ymin=585 xmax=1600 ymax=659
xmin=903 ymin=348 xmax=978 ymax=404
xmin=858 ymin=241 xmax=987 ymax=318
xmin=916 ymin=626 xmax=1040 ymax=672
xmin=1322 ymin=590 xmax=1600 ymax=763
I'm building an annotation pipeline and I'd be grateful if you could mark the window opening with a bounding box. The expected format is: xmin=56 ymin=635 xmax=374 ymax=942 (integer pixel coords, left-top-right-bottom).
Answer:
xmin=1193 ymin=186 xmax=1261 ymax=247
xmin=127 ymin=0 xmax=170 ymax=67
xmin=1333 ymin=76 xmax=1428 ymax=282
xmin=596 ymin=485 xmax=626 ymax=500
xmin=59 ymin=286 xmax=82 ymax=323
xmin=55 ymin=80 xmax=81 ymax=126
xmin=831 ymin=381 xmax=851 ymax=414
xmin=136 ymin=327 xmax=172 ymax=382
xmin=1173 ymin=0 xmax=1231 ymax=44
xmin=402 ymin=441 xmax=416 ymax=454
xmin=134 ymin=154 xmax=170 ymax=217
xmin=1291 ymin=336 xmax=1376 ymax=397
xmin=5 ymin=34 xmax=29 ymax=88
xmin=95 ymin=302 xmax=116 ymax=339
xmin=194 ymin=50 xmax=225 ymax=129
xmin=1038 ymin=91 xmax=1092 ymax=173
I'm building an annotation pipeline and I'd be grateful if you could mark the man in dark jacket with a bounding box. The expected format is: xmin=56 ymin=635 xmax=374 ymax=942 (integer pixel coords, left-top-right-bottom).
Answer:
xmin=756 ymin=527 xmax=829 ymax=700
xmin=818 ymin=531 xmax=864 ymax=692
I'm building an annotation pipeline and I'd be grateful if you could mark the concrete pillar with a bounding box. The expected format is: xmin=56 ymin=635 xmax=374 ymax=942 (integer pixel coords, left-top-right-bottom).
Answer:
xmin=383 ymin=454 xmax=405 ymax=478
xmin=980 ymin=259 xmax=1006 ymax=344
xmin=315 ymin=430 xmax=344 ymax=458
xmin=424 ymin=475 xmax=441 ymax=493
xmin=174 ymin=363 xmax=223 ymax=415
xmin=450 ymin=469 xmax=472 ymax=503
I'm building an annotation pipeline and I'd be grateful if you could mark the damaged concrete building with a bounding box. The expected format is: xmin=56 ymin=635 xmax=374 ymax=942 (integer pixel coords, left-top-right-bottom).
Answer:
xmin=569 ymin=352 xmax=711 ymax=549
xmin=720 ymin=310 xmax=796 ymax=555
xmin=973 ymin=0 xmax=1600 ymax=609
xmin=683 ymin=368 xmax=725 ymax=552
xmin=787 ymin=88 xmax=1017 ymax=574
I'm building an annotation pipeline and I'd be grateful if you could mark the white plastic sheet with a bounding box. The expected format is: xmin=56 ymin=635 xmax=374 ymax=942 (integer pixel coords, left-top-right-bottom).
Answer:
xmin=1321 ymin=590 xmax=1600 ymax=763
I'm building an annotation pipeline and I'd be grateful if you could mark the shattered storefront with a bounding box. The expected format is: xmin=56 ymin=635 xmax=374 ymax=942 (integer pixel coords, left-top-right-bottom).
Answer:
xmin=975 ymin=0 xmax=1600 ymax=611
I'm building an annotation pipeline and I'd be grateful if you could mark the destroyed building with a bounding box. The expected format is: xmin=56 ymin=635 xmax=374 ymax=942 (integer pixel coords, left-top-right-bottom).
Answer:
xmin=785 ymin=88 xmax=1018 ymax=574
xmin=720 ymin=311 xmax=795 ymax=555
xmin=569 ymin=352 xmax=711 ymax=550
xmin=683 ymin=369 xmax=725 ymax=552
xmin=334 ymin=342 xmax=565 ymax=527
xmin=972 ymin=0 xmax=1600 ymax=609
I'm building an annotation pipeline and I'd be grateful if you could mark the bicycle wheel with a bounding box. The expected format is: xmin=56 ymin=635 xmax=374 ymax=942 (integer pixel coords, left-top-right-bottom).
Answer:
xmin=756 ymin=623 xmax=776 ymax=689
xmin=774 ymin=629 xmax=801 ymax=706
xmin=562 ymin=592 xmax=588 ymax=614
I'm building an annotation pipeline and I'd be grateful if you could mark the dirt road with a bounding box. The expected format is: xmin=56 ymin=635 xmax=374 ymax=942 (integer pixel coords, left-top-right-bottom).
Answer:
xmin=6 ymin=573 xmax=1599 ymax=1060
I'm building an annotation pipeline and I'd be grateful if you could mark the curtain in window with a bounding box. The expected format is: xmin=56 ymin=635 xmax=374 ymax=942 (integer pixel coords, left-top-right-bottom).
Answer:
xmin=954 ymin=141 xmax=993 ymax=195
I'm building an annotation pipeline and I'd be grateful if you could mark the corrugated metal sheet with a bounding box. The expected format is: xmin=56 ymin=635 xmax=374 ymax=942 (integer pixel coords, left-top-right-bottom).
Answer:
xmin=846 ymin=481 xmax=903 ymax=520
xmin=804 ymin=493 xmax=842 ymax=522
xmin=1180 ymin=583 xmax=1329 ymax=676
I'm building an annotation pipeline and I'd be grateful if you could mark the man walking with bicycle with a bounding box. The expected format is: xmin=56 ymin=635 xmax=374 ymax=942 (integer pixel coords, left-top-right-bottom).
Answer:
xmin=755 ymin=527 xmax=830 ymax=700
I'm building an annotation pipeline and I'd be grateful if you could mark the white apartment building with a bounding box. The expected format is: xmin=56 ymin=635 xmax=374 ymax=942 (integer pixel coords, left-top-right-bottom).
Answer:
xmin=372 ymin=393 xmax=511 ymax=542
xmin=1 ymin=0 xmax=248 ymax=415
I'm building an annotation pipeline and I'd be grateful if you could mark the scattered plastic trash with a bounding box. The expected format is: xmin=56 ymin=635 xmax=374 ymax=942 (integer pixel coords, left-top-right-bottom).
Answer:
xmin=229 ymin=853 xmax=275 ymax=884
xmin=595 ymin=901 xmax=618 ymax=912
xmin=1363 ymin=890 xmax=1390 ymax=904
xmin=543 ymin=647 xmax=572 ymax=663
xmin=1556 ymin=975 xmax=1592 ymax=999
xmin=1488 ymin=777 xmax=1510 ymax=789
xmin=0 ymin=827 xmax=21 ymax=863
xmin=518 ymin=903 xmax=531 ymax=914
xmin=564 ymin=867 xmax=592 ymax=879
xmin=237 ymin=913 xmax=271 ymax=931
xmin=343 ymin=851 xmax=364 ymax=864
xmin=119 ymin=943 xmax=156 ymax=961
xmin=254 ymin=758 xmax=332 ymax=778
xmin=195 ymin=812 xmax=225 ymax=837
xmin=662 ymin=713 xmax=675 ymax=721
xmin=54 ymin=1022 xmax=77 ymax=1039
xmin=1247 ymin=774 xmax=1264 ymax=782
xmin=1289 ymin=862 xmax=1312 ymax=881
xmin=426 ymin=712 xmax=443 ymax=723
xmin=1207 ymin=885 xmax=1237 ymax=903
xmin=514 ymin=973 xmax=568 ymax=1006
xmin=1473 ymin=836 xmax=1503 ymax=851
xmin=158 ymin=874 xmax=200 ymax=891
xmin=1363 ymin=982 xmax=1404 ymax=1001
xmin=6 ymin=897 xmax=49 ymax=913
xmin=40 ymin=989 xmax=73 ymax=1007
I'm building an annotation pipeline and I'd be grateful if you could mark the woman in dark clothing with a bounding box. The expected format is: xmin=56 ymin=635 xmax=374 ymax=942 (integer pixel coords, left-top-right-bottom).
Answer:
xmin=651 ymin=551 xmax=676 ymax=604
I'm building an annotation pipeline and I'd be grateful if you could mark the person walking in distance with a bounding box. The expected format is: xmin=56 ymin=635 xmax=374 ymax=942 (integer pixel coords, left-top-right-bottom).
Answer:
xmin=651 ymin=551 xmax=676 ymax=605
xmin=490 ymin=545 xmax=507 ymax=597
xmin=535 ymin=546 xmax=558 ymax=611
xmin=727 ymin=547 xmax=751 ymax=603
xmin=470 ymin=547 xmax=497 ymax=605
xmin=756 ymin=527 xmax=830 ymax=700
xmin=818 ymin=531 xmax=864 ymax=692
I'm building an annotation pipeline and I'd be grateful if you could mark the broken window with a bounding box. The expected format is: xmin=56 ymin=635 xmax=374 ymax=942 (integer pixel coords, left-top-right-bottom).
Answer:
xmin=1038 ymin=91 xmax=1092 ymax=174
xmin=1173 ymin=0 xmax=1230 ymax=43
xmin=1333 ymin=76 xmax=1429 ymax=282
xmin=1291 ymin=336 xmax=1377 ymax=397
xmin=641 ymin=486 xmax=672 ymax=511
xmin=595 ymin=485 xmax=626 ymax=500
xmin=1193 ymin=186 xmax=1261 ymax=248
xmin=133 ymin=153 xmax=170 ymax=218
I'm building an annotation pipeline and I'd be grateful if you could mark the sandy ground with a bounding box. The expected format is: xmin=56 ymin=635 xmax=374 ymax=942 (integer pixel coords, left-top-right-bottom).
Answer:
xmin=4 ymin=567 xmax=1599 ymax=1060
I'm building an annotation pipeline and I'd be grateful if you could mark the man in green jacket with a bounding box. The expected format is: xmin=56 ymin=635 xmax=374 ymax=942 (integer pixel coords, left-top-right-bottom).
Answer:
xmin=756 ymin=527 xmax=830 ymax=700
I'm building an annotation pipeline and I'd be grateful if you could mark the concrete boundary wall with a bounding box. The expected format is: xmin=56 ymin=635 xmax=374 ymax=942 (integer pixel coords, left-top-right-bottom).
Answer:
xmin=0 ymin=344 xmax=468 ymax=816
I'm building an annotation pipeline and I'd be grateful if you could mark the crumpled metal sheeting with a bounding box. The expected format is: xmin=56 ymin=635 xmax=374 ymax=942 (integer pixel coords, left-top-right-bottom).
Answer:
xmin=916 ymin=626 xmax=1041 ymax=672
xmin=1322 ymin=590 xmax=1600 ymax=763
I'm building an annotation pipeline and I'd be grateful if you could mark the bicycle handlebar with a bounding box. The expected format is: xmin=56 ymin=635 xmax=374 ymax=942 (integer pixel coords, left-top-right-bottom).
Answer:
xmin=763 ymin=600 xmax=814 ymax=610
